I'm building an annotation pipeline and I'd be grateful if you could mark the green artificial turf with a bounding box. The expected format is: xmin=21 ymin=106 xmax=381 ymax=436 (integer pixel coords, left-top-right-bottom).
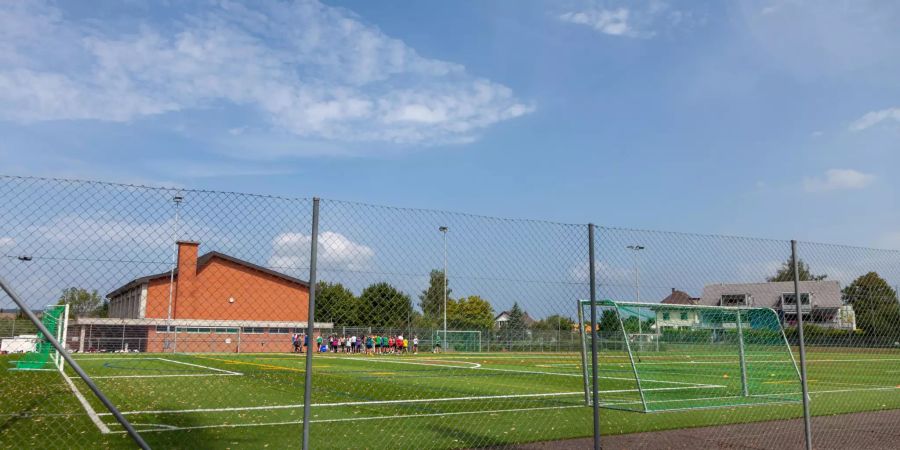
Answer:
xmin=1 ymin=349 xmax=898 ymax=449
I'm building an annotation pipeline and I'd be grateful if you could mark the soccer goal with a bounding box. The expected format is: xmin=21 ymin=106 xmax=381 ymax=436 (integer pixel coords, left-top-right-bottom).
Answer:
xmin=578 ymin=299 xmax=802 ymax=412
xmin=14 ymin=304 xmax=69 ymax=371
xmin=433 ymin=330 xmax=482 ymax=352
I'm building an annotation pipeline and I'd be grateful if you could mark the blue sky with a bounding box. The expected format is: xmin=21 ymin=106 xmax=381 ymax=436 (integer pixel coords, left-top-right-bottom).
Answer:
xmin=1 ymin=0 xmax=899 ymax=250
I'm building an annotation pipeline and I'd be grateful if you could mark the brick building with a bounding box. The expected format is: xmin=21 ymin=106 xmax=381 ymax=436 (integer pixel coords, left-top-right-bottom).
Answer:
xmin=67 ymin=241 xmax=330 ymax=353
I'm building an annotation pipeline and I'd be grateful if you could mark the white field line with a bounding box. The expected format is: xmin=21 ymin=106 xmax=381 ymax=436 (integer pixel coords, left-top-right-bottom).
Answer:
xmin=106 ymin=405 xmax=585 ymax=434
xmin=601 ymin=385 xmax=900 ymax=409
xmin=333 ymin=356 xmax=731 ymax=387
xmin=102 ymin=381 xmax=727 ymax=418
xmin=320 ymin=355 xmax=717 ymax=388
xmin=155 ymin=358 xmax=242 ymax=375
xmin=101 ymin=391 xmax=585 ymax=416
xmin=61 ymin=372 xmax=111 ymax=434
xmin=630 ymin=357 xmax=900 ymax=366
xmin=86 ymin=373 xmax=242 ymax=380
xmin=67 ymin=357 xmax=243 ymax=379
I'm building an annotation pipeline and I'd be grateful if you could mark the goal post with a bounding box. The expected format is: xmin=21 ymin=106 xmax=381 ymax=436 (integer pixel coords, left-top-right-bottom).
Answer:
xmin=15 ymin=304 xmax=69 ymax=371
xmin=434 ymin=330 xmax=482 ymax=352
xmin=578 ymin=299 xmax=802 ymax=412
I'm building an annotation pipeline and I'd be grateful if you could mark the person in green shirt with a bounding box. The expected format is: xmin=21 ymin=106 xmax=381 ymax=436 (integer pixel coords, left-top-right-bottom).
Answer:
xmin=316 ymin=335 xmax=323 ymax=352
xmin=433 ymin=335 xmax=442 ymax=353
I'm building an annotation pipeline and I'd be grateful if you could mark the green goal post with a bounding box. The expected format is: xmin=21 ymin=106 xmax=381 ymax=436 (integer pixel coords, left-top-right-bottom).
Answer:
xmin=433 ymin=330 xmax=482 ymax=352
xmin=14 ymin=304 xmax=69 ymax=371
xmin=578 ymin=299 xmax=802 ymax=412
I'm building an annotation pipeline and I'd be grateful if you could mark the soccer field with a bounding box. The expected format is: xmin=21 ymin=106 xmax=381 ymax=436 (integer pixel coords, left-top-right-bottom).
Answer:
xmin=2 ymin=349 xmax=899 ymax=449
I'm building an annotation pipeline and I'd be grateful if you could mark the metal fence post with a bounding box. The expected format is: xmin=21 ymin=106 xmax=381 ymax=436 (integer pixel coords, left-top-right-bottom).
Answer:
xmin=792 ymin=240 xmax=813 ymax=450
xmin=302 ymin=198 xmax=320 ymax=450
xmin=0 ymin=277 xmax=151 ymax=450
xmin=588 ymin=223 xmax=601 ymax=450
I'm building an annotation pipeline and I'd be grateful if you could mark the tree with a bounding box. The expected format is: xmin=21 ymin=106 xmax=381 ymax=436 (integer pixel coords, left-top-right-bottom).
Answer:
xmin=504 ymin=302 xmax=528 ymax=340
xmin=767 ymin=258 xmax=827 ymax=282
xmin=315 ymin=282 xmax=358 ymax=326
xmin=598 ymin=309 xmax=620 ymax=337
xmin=842 ymin=272 xmax=900 ymax=337
xmin=531 ymin=314 xmax=576 ymax=332
xmin=57 ymin=287 xmax=103 ymax=317
xmin=447 ymin=296 xmax=495 ymax=330
xmin=419 ymin=270 xmax=450 ymax=325
xmin=359 ymin=282 xmax=413 ymax=328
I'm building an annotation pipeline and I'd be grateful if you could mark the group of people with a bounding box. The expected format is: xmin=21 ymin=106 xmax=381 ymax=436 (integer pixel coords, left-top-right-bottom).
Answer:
xmin=291 ymin=333 xmax=425 ymax=355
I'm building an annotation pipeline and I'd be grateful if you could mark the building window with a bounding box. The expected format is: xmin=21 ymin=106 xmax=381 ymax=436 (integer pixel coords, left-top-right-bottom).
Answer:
xmin=721 ymin=294 xmax=747 ymax=306
xmin=242 ymin=327 xmax=266 ymax=334
xmin=269 ymin=327 xmax=292 ymax=334
xmin=662 ymin=312 xmax=670 ymax=321
xmin=781 ymin=293 xmax=810 ymax=306
xmin=213 ymin=328 xmax=239 ymax=334
xmin=680 ymin=312 xmax=688 ymax=321
xmin=155 ymin=325 xmax=173 ymax=333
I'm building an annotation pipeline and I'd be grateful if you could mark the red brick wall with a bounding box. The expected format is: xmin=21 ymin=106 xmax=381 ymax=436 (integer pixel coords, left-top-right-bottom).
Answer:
xmin=143 ymin=255 xmax=309 ymax=322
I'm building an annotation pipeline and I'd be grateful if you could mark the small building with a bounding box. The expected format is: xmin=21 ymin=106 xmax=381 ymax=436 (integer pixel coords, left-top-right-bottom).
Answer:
xmin=494 ymin=310 xmax=536 ymax=329
xmin=656 ymin=289 xmax=701 ymax=330
xmin=66 ymin=241 xmax=331 ymax=353
xmin=698 ymin=280 xmax=855 ymax=330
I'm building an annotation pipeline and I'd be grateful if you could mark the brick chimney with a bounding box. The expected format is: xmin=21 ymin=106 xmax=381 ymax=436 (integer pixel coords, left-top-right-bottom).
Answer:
xmin=174 ymin=241 xmax=199 ymax=315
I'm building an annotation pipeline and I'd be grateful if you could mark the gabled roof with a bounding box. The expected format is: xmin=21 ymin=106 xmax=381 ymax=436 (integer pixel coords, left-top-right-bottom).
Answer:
xmin=699 ymin=280 xmax=842 ymax=309
xmin=661 ymin=290 xmax=699 ymax=305
xmin=107 ymin=251 xmax=308 ymax=298
xmin=494 ymin=310 xmax=535 ymax=325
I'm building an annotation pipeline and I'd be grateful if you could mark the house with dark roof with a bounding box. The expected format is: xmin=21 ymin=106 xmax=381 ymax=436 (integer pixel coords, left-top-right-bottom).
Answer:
xmin=698 ymin=280 xmax=855 ymax=330
xmin=656 ymin=289 xmax=702 ymax=330
xmin=494 ymin=310 xmax=536 ymax=328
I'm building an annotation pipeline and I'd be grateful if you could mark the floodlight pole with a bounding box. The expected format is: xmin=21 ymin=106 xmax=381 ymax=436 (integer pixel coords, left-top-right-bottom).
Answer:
xmin=627 ymin=245 xmax=645 ymax=350
xmin=440 ymin=226 xmax=449 ymax=352
xmin=166 ymin=194 xmax=183 ymax=351
xmin=792 ymin=240 xmax=813 ymax=450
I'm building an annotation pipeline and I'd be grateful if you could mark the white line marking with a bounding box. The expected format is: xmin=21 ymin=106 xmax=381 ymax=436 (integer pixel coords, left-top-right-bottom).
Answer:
xmin=155 ymin=358 xmax=242 ymax=375
xmin=84 ymin=373 xmax=243 ymax=380
xmin=101 ymin=391 xmax=585 ymax=416
xmin=61 ymin=373 xmax=111 ymax=433
xmin=107 ymin=405 xmax=585 ymax=433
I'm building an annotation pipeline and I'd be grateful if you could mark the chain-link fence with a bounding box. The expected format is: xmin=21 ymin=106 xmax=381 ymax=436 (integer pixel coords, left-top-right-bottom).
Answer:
xmin=0 ymin=175 xmax=897 ymax=449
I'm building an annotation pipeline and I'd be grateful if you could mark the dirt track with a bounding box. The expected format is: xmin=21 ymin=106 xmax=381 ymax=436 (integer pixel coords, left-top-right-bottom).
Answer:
xmin=494 ymin=409 xmax=900 ymax=449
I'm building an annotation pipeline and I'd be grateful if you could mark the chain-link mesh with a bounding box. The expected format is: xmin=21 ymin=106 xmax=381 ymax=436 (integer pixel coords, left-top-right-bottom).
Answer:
xmin=0 ymin=175 xmax=898 ymax=449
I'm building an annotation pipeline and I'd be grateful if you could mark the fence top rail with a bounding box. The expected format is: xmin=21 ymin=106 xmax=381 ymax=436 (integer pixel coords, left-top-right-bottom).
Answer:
xmin=580 ymin=299 xmax=780 ymax=313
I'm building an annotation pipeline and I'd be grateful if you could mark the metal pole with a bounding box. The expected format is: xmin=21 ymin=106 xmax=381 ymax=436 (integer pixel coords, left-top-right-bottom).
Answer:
xmin=166 ymin=195 xmax=182 ymax=352
xmin=302 ymin=198 xmax=320 ymax=450
xmin=440 ymin=226 xmax=448 ymax=352
xmin=736 ymin=309 xmax=749 ymax=397
xmin=0 ymin=277 xmax=150 ymax=450
xmin=588 ymin=224 xmax=601 ymax=450
xmin=792 ymin=240 xmax=813 ymax=450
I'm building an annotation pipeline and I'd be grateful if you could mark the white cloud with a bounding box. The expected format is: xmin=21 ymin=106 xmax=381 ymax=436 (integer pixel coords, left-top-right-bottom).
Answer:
xmin=559 ymin=8 xmax=635 ymax=37
xmin=558 ymin=1 xmax=694 ymax=38
xmin=0 ymin=237 xmax=14 ymax=249
xmin=803 ymin=169 xmax=875 ymax=193
xmin=0 ymin=1 xmax=533 ymax=146
xmin=849 ymin=107 xmax=900 ymax=132
xmin=269 ymin=231 xmax=374 ymax=272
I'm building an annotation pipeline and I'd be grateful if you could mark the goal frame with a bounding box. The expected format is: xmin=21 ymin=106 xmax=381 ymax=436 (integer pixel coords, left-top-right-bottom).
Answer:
xmin=578 ymin=299 xmax=801 ymax=412
xmin=433 ymin=330 xmax=482 ymax=352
